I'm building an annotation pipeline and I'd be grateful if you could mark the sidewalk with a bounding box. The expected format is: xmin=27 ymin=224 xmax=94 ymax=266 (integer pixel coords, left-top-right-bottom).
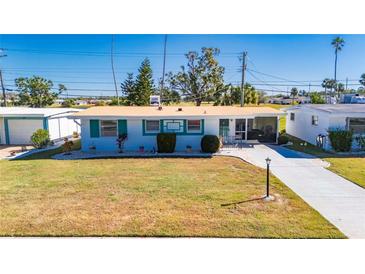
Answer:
xmin=219 ymin=144 xmax=365 ymax=239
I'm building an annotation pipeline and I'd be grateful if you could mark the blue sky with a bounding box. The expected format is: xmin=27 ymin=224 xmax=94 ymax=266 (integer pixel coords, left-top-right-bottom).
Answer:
xmin=1 ymin=34 xmax=365 ymax=97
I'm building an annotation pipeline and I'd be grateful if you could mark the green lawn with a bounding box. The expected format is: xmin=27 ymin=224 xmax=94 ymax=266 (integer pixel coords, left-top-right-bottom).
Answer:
xmin=0 ymin=152 xmax=344 ymax=238
xmin=285 ymin=135 xmax=365 ymax=188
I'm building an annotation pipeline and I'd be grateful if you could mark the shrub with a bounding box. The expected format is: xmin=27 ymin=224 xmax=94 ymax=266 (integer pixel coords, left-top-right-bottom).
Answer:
xmin=328 ymin=129 xmax=353 ymax=152
xmin=157 ymin=133 xmax=176 ymax=153
xmin=31 ymin=129 xmax=50 ymax=149
xmin=201 ymin=135 xmax=220 ymax=153
xmin=278 ymin=134 xmax=289 ymax=145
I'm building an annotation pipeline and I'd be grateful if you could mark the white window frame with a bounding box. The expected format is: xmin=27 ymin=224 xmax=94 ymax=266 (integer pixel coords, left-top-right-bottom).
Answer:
xmin=312 ymin=115 xmax=319 ymax=126
xmin=145 ymin=120 xmax=160 ymax=133
xmin=100 ymin=120 xmax=118 ymax=137
xmin=187 ymin=119 xmax=202 ymax=133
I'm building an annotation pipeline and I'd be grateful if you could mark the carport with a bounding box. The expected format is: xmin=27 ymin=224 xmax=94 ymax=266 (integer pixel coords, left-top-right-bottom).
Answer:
xmin=0 ymin=107 xmax=81 ymax=145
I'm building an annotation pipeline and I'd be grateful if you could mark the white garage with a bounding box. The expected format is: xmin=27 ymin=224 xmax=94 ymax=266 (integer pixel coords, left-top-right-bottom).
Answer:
xmin=0 ymin=107 xmax=81 ymax=145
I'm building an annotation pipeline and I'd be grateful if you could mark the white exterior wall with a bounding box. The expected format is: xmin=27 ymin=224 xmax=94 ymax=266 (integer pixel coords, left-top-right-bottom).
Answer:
xmin=286 ymin=108 xmax=330 ymax=146
xmin=48 ymin=116 xmax=80 ymax=141
xmin=287 ymin=108 xmax=365 ymax=150
xmin=81 ymin=117 xmax=220 ymax=152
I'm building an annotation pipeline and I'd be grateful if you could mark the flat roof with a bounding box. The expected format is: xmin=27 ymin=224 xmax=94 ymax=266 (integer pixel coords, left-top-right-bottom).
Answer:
xmin=289 ymin=104 xmax=365 ymax=114
xmin=71 ymin=106 xmax=283 ymax=118
xmin=0 ymin=107 xmax=81 ymax=117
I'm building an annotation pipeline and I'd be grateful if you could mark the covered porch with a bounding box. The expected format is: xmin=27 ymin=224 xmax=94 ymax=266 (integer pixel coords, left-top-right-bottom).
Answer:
xmin=219 ymin=116 xmax=279 ymax=147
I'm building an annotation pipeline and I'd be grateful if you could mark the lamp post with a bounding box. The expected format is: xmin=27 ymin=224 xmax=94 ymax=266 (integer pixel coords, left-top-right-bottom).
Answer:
xmin=265 ymin=157 xmax=272 ymax=200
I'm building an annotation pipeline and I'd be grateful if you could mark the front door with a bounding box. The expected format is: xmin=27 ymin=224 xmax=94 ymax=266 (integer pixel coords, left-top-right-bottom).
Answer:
xmin=219 ymin=119 xmax=229 ymax=137
xmin=235 ymin=119 xmax=246 ymax=140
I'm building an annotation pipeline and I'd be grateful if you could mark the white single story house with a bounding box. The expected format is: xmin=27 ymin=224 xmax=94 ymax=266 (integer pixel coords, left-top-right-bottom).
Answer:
xmin=0 ymin=107 xmax=81 ymax=145
xmin=70 ymin=106 xmax=284 ymax=152
xmin=285 ymin=104 xmax=365 ymax=150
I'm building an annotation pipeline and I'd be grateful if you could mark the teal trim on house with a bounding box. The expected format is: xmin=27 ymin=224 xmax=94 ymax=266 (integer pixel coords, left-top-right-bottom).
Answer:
xmin=43 ymin=118 xmax=49 ymax=130
xmin=118 ymin=120 xmax=127 ymax=135
xmin=142 ymin=119 xmax=161 ymax=136
xmin=142 ymin=119 xmax=204 ymax=136
xmin=4 ymin=118 xmax=10 ymax=145
xmin=90 ymin=119 xmax=100 ymax=138
xmin=3 ymin=117 xmax=46 ymax=145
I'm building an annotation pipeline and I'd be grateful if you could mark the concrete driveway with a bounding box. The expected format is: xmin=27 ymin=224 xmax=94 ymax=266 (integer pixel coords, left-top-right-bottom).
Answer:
xmin=0 ymin=145 xmax=34 ymax=159
xmin=219 ymin=144 xmax=365 ymax=239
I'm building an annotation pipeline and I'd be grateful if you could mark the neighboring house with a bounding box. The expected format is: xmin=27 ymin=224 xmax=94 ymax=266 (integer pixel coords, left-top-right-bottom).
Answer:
xmin=75 ymin=100 xmax=88 ymax=106
xmin=286 ymin=104 xmax=365 ymax=150
xmin=70 ymin=106 xmax=284 ymax=152
xmin=340 ymin=94 xmax=365 ymax=104
xmin=268 ymin=96 xmax=311 ymax=105
xmin=0 ymin=107 xmax=81 ymax=145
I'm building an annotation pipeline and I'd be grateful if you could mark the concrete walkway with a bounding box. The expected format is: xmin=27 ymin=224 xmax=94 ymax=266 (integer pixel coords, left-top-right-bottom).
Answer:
xmin=219 ymin=144 xmax=365 ymax=239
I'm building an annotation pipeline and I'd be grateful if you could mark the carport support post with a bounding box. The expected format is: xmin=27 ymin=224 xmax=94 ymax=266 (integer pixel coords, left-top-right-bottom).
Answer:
xmin=266 ymin=163 xmax=270 ymax=197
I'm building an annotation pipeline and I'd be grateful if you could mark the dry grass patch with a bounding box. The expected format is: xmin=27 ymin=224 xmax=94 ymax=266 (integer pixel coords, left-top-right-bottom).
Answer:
xmin=0 ymin=157 xmax=344 ymax=238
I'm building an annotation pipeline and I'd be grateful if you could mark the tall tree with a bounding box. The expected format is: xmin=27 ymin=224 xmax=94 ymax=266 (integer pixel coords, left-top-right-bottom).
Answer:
xmin=290 ymin=87 xmax=299 ymax=104
xmin=244 ymin=84 xmax=258 ymax=105
xmin=15 ymin=76 xmax=63 ymax=107
xmin=167 ymin=48 xmax=225 ymax=106
xmin=322 ymin=78 xmax=336 ymax=102
xmin=121 ymin=73 xmax=136 ymax=105
xmin=158 ymin=78 xmax=181 ymax=105
xmin=331 ymin=37 xmax=345 ymax=96
xmin=133 ymin=58 xmax=155 ymax=106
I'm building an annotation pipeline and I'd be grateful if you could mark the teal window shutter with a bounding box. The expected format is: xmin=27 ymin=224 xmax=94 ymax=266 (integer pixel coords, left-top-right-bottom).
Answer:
xmin=90 ymin=120 xmax=100 ymax=138
xmin=118 ymin=120 xmax=127 ymax=135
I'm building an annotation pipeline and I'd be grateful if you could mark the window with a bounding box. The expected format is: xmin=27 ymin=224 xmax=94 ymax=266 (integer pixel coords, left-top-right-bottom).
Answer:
xmin=312 ymin=115 xmax=319 ymax=126
xmin=187 ymin=120 xmax=201 ymax=132
xmin=101 ymin=120 xmax=117 ymax=137
xmin=145 ymin=120 xmax=160 ymax=132
xmin=290 ymin=113 xmax=295 ymax=121
xmin=163 ymin=120 xmax=184 ymax=133
xmin=349 ymin=118 xmax=365 ymax=134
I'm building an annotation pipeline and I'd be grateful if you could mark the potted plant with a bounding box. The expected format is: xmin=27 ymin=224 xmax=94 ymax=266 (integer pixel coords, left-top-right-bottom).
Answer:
xmin=63 ymin=137 xmax=74 ymax=155
xmin=116 ymin=133 xmax=128 ymax=153
xmin=186 ymin=145 xmax=192 ymax=153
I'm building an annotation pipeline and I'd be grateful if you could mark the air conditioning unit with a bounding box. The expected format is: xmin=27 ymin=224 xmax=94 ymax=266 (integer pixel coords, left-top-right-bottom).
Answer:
xmin=150 ymin=95 xmax=161 ymax=106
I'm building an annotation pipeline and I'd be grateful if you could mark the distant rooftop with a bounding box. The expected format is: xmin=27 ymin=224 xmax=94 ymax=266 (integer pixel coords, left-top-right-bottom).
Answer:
xmin=71 ymin=106 xmax=283 ymax=118
xmin=290 ymin=104 xmax=365 ymax=114
xmin=0 ymin=107 xmax=81 ymax=117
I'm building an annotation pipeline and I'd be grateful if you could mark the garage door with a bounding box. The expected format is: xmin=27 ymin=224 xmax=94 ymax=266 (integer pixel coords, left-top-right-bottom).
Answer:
xmin=8 ymin=119 xmax=44 ymax=145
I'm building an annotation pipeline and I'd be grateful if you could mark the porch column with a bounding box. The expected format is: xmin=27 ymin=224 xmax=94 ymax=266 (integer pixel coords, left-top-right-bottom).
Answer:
xmin=276 ymin=116 xmax=280 ymax=144
xmin=245 ymin=118 xmax=248 ymax=141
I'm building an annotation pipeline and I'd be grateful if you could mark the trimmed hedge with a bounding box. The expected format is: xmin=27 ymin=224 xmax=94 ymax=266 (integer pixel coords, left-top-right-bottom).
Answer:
xmin=31 ymin=129 xmax=50 ymax=149
xmin=328 ymin=129 xmax=353 ymax=152
xmin=201 ymin=135 xmax=220 ymax=153
xmin=157 ymin=133 xmax=176 ymax=153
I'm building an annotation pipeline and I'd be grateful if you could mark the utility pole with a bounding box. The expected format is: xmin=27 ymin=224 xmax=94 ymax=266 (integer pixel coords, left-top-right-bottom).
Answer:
xmin=240 ymin=51 xmax=247 ymax=107
xmin=0 ymin=48 xmax=7 ymax=107
xmin=111 ymin=35 xmax=119 ymax=105
xmin=161 ymin=34 xmax=167 ymax=104
xmin=308 ymin=83 xmax=311 ymax=93
xmin=345 ymin=77 xmax=348 ymax=91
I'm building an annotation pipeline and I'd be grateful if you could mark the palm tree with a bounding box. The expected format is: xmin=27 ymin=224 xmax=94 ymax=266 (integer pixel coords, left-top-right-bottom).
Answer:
xmin=331 ymin=37 xmax=345 ymax=98
xmin=290 ymin=87 xmax=299 ymax=105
